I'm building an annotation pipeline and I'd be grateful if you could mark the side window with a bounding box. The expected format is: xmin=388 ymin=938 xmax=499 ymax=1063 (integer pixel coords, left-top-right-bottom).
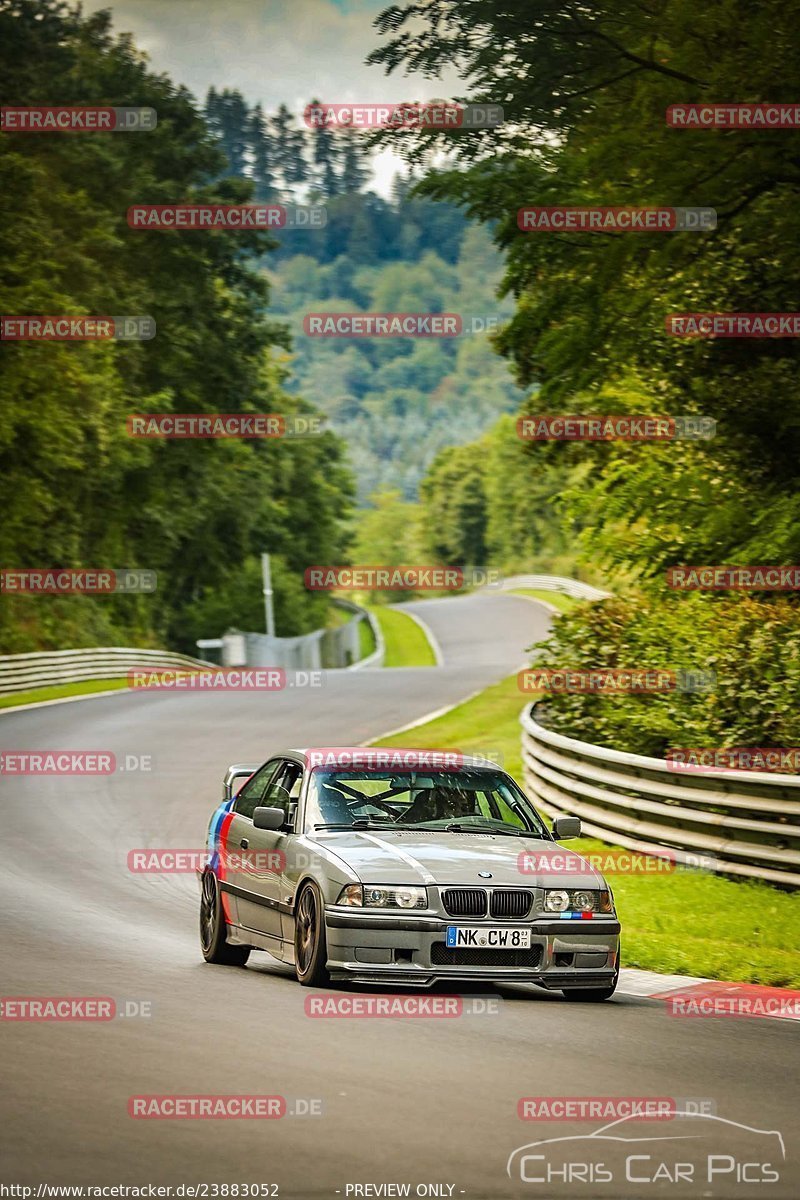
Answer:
xmin=234 ymin=761 xmax=279 ymax=820
xmin=264 ymin=761 xmax=304 ymax=828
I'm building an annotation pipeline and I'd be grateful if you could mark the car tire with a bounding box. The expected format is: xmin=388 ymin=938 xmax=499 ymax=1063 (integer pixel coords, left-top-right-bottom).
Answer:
xmin=200 ymin=871 xmax=251 ymax=966
xmin=294 ymin=882 xmax=330 ymax=987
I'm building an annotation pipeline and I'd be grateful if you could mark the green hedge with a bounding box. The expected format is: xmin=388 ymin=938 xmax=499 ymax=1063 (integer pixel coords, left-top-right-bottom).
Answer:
xmin=531 ymin=594 xmax=800 ymax=758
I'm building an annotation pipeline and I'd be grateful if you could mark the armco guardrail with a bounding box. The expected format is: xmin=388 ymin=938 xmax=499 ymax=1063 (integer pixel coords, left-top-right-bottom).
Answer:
xmin=218 ymin=599 xmax=383 ymax=671
xmin=521 ymin=703 xmax=800 ymax=889
xmin=0 ymin=647 xmax=213 ymax=696
xmin=499 ymin=573 xmax=610 ymax=601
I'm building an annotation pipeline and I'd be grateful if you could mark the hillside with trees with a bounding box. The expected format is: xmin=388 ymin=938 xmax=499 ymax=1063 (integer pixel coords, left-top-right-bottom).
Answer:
xmin=359 ymin=0 xmax=800 ymax=753
xmin=201 ymin=88 xmax=528 ymax=500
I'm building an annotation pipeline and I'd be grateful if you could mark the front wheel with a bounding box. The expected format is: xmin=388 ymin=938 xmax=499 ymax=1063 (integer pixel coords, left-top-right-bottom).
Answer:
xmin=294 ymin=882 xmax=330 ymax=987
xmin=200 ymin=872 xmax=251 ymax=966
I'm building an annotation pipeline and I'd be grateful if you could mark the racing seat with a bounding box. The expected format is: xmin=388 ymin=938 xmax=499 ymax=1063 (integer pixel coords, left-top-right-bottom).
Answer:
xmin=316 ymin=783 xmax=352 ymax=825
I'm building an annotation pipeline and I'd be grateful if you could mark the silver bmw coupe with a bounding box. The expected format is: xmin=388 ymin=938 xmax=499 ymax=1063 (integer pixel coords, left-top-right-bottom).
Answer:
xmin=199 ymin=747 xmax=620 ymax=999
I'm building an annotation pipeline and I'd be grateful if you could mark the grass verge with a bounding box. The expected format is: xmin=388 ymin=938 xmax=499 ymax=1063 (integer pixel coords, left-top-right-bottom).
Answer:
xmin=375 ymin=672 xmax=800 ymax=987
xmin=510 ymin=588 xmax=580 ymax=614
xmin=367 ymin=605 xmax=437 ymax=668
xmin=0 ymin=677 xmax=129 ymax=710
xmin=358 ymin=615 xmax=377 ymax=662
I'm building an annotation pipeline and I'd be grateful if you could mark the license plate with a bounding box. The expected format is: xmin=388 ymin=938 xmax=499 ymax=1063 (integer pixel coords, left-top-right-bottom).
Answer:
xmin=446 ymin=925 xmax=531 ymax=949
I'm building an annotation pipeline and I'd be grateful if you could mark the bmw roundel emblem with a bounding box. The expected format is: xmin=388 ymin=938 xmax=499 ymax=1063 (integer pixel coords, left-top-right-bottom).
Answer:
xmin=478 ymin=871 xmax=492 ymax=878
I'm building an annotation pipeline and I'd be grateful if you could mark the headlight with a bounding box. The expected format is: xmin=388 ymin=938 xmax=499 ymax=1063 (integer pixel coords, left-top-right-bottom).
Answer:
xmin=336 ymin=884 xmax=427 ymax=910
xmin=571 ymin=890 xmax=597 ymax=912
xmin=544 ymin=888 xmax=613 ymax=913
xmin=544 ymin=889 xmax=570 ymax=912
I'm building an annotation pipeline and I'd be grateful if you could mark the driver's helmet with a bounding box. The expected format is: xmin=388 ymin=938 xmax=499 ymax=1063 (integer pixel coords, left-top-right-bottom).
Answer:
xmin=316 ymin=782 xmax=351 ymax=824
xmin=427 ymin=785 xmax=476 ymax=820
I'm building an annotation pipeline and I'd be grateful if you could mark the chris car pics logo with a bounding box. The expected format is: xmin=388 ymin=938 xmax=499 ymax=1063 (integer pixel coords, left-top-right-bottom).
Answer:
xmin=507 ymin=1112 xmax=785 ymax=1186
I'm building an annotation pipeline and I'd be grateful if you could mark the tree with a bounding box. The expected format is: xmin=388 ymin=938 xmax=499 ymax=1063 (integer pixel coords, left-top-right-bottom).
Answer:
xmin=247 ymin=103 xmax=275 ymax=199
xmin=0 ymin=0 xmax=354 ymax=653
xmin=418 ymin=446 xmax=488 ymax=563
xmin=307 ymin=98 xmax=341 ymax=197
xmin=369 ymin=0 xmax=800 ymax=575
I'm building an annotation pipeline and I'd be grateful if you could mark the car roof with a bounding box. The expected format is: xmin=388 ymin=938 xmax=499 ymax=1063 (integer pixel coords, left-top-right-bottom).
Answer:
xmin=287 ymin=747 xmax=505 ymax=771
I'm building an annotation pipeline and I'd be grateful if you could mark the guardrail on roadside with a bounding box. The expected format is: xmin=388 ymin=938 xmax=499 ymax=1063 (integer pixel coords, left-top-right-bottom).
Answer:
xmin=346 ymin=604 xmax=385 ymax=670
xmin=0 ymin=647 xmax=213 ymax=696
xmin=218 ymin=598 xmax=382 ymax=671
xmin=499 ymin=573 xmax=610 ymax=601
xmin=520 ymin=703 xmax=800 ymax=889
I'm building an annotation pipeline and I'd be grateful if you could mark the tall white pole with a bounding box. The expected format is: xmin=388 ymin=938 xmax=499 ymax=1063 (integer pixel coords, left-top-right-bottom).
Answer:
xmin=261 ymin=552 xmax=275 ymax=637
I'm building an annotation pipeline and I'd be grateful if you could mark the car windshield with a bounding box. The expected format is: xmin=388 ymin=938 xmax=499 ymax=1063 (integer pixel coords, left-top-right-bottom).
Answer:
xmin=306 ymin=768 xmax=551 ymax=838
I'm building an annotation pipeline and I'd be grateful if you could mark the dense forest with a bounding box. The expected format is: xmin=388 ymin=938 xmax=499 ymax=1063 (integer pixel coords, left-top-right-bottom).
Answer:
xmin=0 ymin=1 xmax=355 ymax=654
xmin=357 ymin=0 xmax=800 ymax=753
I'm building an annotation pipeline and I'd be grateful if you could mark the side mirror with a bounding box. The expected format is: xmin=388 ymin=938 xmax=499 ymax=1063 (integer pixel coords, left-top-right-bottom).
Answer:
xmin=253 ymin=806 xmax=285 ymax=831
xmin=552 ymin=815 xmax=581 ymax=840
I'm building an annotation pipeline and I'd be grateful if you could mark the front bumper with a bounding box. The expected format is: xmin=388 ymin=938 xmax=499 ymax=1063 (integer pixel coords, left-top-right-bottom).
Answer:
xmin=324 ymin=907 xmax=620 ymax=988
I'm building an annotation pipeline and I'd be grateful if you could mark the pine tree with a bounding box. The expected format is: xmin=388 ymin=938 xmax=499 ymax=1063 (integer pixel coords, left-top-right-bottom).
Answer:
xmin=271 ymin=104 xmax=293 ymax=191
xmin=308 ymin=98 xmax=341 ymax=198
xmin=247 ymin=103 xmax=275 ymax=199
xmin=340 ymin=127 xmax=371 ymax=194
xmin=284 ymin=122 xmax=309 ymax=187
xmin=217 ymin=88 xmax=249 ymax=177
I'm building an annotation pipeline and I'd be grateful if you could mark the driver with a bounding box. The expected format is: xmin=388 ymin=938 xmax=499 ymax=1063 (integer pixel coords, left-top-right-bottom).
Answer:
xmin=403 ymin=785 xmax=477 ymax=823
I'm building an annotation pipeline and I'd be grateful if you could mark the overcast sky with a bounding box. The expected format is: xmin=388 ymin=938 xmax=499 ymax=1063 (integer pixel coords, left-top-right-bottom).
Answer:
xmin=82 ymin=0 xmax=462 ymax=194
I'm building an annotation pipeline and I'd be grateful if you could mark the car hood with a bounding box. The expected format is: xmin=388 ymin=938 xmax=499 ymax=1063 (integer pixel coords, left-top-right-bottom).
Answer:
xmin=312 ymin=830 xmax=605 ymax=888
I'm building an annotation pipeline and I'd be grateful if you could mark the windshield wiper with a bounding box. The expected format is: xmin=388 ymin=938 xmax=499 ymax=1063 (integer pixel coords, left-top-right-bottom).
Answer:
xmin=442 ymin=822 xmax=532 ymax=837
xmin=314 ymin=820 xmax=397 ymax=830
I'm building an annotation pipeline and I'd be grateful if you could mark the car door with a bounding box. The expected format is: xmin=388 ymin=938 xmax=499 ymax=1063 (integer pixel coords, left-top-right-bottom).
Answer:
xmin=222 ymin=759 xmax=280 ymax=931
xmin=229 ymin=758 xmax=303 ymax=942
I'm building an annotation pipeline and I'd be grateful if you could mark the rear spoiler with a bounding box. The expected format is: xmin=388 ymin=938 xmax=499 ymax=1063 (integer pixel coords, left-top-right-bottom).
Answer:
xmin=222 ymin=762 xmax=262 ymax=802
